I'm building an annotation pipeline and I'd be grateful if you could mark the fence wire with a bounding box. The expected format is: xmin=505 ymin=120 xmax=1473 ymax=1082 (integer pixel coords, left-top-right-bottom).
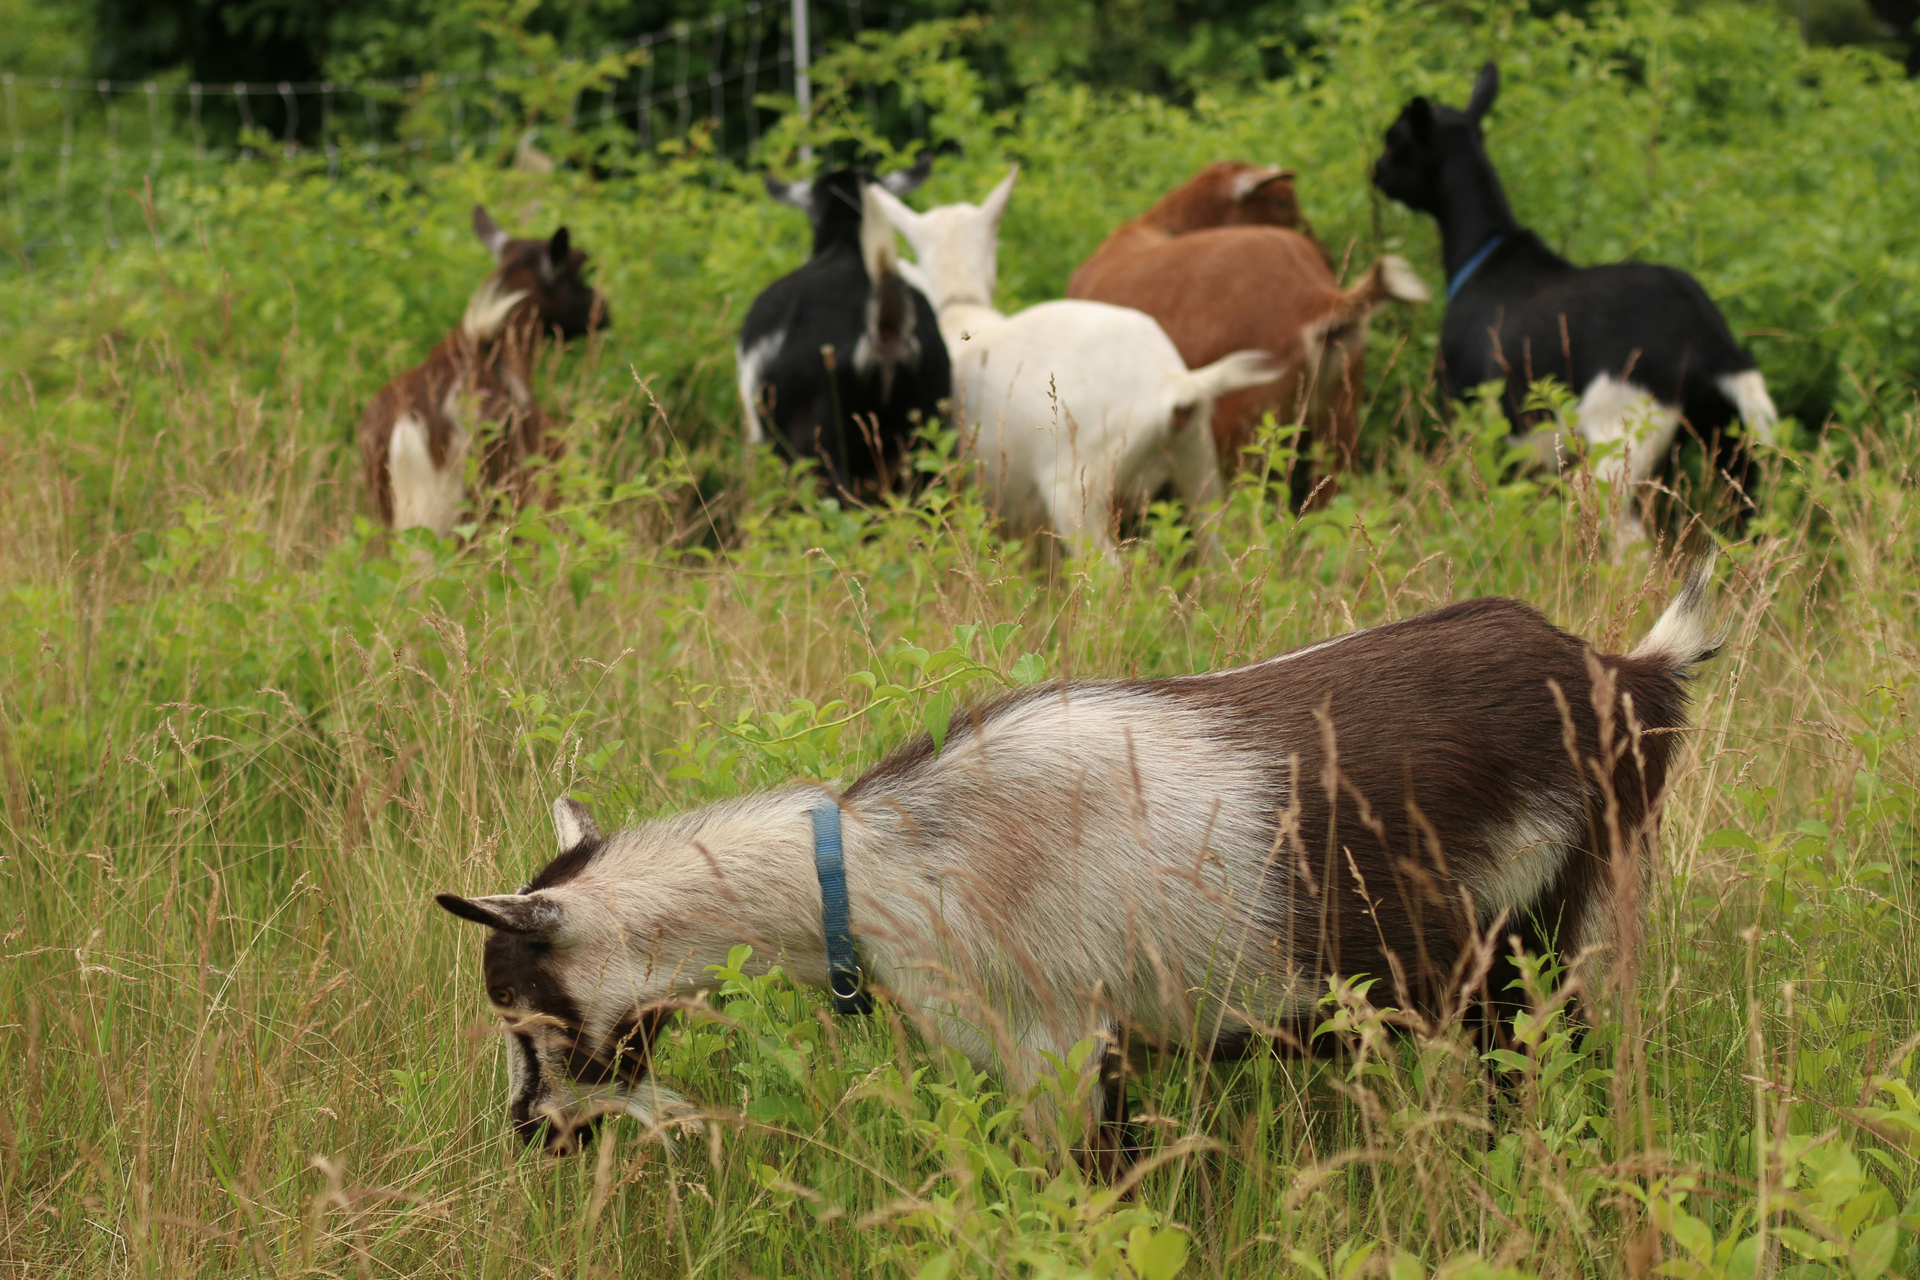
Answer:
xmin=1 ymin=0 xmax=907 ymax=268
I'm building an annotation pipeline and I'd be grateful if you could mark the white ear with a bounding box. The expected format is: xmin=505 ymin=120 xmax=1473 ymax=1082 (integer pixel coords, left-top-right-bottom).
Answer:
xmin=866 ymin=182 xmax=922 ymax=236
xmin=473 ymin=205 xmax=512 ymax=260
xmin=980 ymin=165 xmax=1019 ymax=227
xmin=552 ymin=796 xmax=602 ymax=852
xmin=860 ymin=183 xmax=899 ymax=282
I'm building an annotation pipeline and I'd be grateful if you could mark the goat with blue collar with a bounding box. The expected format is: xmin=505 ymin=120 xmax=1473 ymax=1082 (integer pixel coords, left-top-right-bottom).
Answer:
xmin=436 ymin=565 xmax=1721 ymax=1169
xmin=1373 ymin=63 xmax=1779 ymax=546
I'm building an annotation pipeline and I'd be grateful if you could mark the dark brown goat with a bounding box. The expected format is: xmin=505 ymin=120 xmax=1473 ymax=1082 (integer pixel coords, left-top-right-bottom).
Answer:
xmin=357 ymin=206 xmax=607 ymax=535
xmin=438 ymin=563 xmax=1720 ymax=1162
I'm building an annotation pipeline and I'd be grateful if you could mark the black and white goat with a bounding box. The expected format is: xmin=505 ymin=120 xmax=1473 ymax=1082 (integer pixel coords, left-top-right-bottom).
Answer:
xmin=1373 ymin=64 xmax=1778 ymax=544
xmin=438 ymin=566 xmax=1719 ymax=1161
xmin=736 ymin=155 xmax=951 ymax=494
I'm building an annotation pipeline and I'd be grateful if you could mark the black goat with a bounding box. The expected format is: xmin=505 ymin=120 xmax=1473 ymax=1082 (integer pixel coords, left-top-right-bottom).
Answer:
xmin=736 ymin=154 xmax=951 ymax=495
xmin=1373 ymin=63 xmax=1779 ymax=544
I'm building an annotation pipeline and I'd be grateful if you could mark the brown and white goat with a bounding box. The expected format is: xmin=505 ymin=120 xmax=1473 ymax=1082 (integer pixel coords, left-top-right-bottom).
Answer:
xmin=357 ymin=206 xmax=607 ymax=536
xmin=1067 ymin=162 xmax=1429 ymax=510
xmin=438 ymin=565 xmax=1719 ymax=1158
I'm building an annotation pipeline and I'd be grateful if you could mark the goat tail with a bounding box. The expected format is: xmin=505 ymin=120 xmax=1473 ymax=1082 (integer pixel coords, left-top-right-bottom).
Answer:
xmin=1632 ymin=550 xmax=1724 ymax=674
xmin=1173 ymin=349 xmax=1289 ymax=408
xmin=857 ymin=182 xmax=919 ymax=402
xmin=1300 ymin=253 xmax=1431 ymax=368
xmin=1715 ymin=368 xmax=1780 ymax=446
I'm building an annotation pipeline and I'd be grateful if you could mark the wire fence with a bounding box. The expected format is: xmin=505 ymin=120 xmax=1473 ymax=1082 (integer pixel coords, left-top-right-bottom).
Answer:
xmin=1 ymin=0 xmax=910 ymax=269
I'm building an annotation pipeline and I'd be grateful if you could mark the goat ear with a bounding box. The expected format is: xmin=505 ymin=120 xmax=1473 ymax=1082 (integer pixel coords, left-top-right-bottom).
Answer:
xmin=473 ymin=205 xmax=511 ymax=261
xmin=865 ymin=181 xmax=921 ymax=237
xmin=980 ymin=165 xmax=1018 ymax=227
xmin=435 ymin=892 xmax=565 ymax=939
xmin=880 ymin=148 xmax=933 ymax=195
xmin=546 ymin=227 xmax=571 ymax=271
xmin=1230 ymin=165 xmax=1293 ymax=201
xmin=1467 ymin=62 xmax=1499 ymax=121
xmin=551 ymin=796 xmax=602 ymax=853
xmin=764 ymin=174 xmax=812 ymax=211
xmin=1407 ymin=97 xmax=1436 ymax=143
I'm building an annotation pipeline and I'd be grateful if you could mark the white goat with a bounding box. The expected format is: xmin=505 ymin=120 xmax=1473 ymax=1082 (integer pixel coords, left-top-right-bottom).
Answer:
xmin=864 ymin=170 xmax=1280 ymax=556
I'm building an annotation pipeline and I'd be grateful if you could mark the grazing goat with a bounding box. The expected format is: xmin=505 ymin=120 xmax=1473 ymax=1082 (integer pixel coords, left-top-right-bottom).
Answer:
xmin=868 ymin=168 xmax=1278 ymax=557
xmin=1372 ymin=63 xmax=1779 ymax=545
xmin=737 ymin=155 xmax=951 ymax=495
xmin=438 ymin=563 xmax=1720 ymax=1162
xmin=358 ymin=207 xmax=606 ymax=536
xmin=1067 ymin=161 xmax=1429 ymax=510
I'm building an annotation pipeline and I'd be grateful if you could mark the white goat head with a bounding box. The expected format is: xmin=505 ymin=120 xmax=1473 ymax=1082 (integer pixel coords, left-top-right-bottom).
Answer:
xmin=868 ymin=165 xmax=1018 ymax=314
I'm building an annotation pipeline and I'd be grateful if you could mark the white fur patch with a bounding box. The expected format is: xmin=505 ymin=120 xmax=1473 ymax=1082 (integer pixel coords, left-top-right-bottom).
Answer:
xmin=463 ymin=278 xmax=530 ymax=343
xmin=1466 ymin=798 xmax=1582 ymax=925
xmin=735 ymin=330 xmax=783 ymax=445
xmin=1570 ymin=374 xmax=1684 ymax=544
xmin=1376 ymin=254 xmax=1431 ymax=304
xmin=387 ymin=412 xmax=466 ymax=536
xmin=1715 ymin=369 xmax=1778 ymax=446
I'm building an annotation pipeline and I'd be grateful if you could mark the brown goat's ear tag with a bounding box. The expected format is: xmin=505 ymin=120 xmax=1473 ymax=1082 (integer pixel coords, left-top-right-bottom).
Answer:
xmin=552 ymin=796 xmax=602 ymax=853
xmin=435 ymin=892 xmax=564 ymax=938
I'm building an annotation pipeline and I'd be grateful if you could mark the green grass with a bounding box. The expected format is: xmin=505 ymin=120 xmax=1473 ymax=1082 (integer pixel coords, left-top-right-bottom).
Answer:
xmin=3 ymin=2 xmax=1919 ymax=1276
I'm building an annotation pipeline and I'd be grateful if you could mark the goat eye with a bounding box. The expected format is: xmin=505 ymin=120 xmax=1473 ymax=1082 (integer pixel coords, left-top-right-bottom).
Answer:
xmin=490 ymin=987 xmax=514 ymax=1006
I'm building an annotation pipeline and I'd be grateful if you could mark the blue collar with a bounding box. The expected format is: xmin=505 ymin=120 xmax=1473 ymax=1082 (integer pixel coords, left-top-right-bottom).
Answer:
xmin=1446 ymin=234 xmax=1506 ymax=303
xmin=811 ymin=802 xmax=873 ymax=1015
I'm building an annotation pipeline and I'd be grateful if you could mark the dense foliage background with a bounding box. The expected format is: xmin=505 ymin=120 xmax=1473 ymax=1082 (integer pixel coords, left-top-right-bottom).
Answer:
xmin=2 ymin=0 xmax=1918 ymax=1276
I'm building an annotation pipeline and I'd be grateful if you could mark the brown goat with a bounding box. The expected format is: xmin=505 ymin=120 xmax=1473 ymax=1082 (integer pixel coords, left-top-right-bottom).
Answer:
xmin=1067 ymin=162 xmax=1428 ymax=509
xmin=357 ymin=206 xmax=607 ymax=535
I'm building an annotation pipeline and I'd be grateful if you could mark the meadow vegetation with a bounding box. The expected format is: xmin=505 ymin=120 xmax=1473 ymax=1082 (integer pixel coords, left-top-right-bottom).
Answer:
xmin=2 ymin=2 xmax=1918 ymax=1275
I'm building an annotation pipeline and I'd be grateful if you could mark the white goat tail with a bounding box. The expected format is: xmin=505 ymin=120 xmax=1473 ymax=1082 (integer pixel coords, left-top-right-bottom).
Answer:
xmin=1716 ymin=369 xmax=1780 ymax=446
xmin=1374 ymin=253 xmax=1432 ymax=305
xmin=1633 ymin=550 xmax=1723 ymax=672
xmin=1174 ymin=349 xmax=1287 ymax=408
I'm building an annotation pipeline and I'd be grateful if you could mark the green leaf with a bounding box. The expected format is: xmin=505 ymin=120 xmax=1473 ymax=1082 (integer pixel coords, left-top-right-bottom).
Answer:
xmin=1388 ymin=1250 xmax=1425 ymax=1280
xmin=568 ymin=567 xmax=592 ymax=607
xmin=1010 ymin=652 xmax=1046 ymax=685
xmin=1127 ymin=1226 xmax=1189 ymax=1280
xmin=924 ymin=691 xmax=954 ymax=754
xmin=747 ymin=1093 xmax=811 ymax=1127
xmin=1852 ymin=1219 xmax=1897 ymax=1280
xmin=914 ymin=1252 xmax=956 ymax=1280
